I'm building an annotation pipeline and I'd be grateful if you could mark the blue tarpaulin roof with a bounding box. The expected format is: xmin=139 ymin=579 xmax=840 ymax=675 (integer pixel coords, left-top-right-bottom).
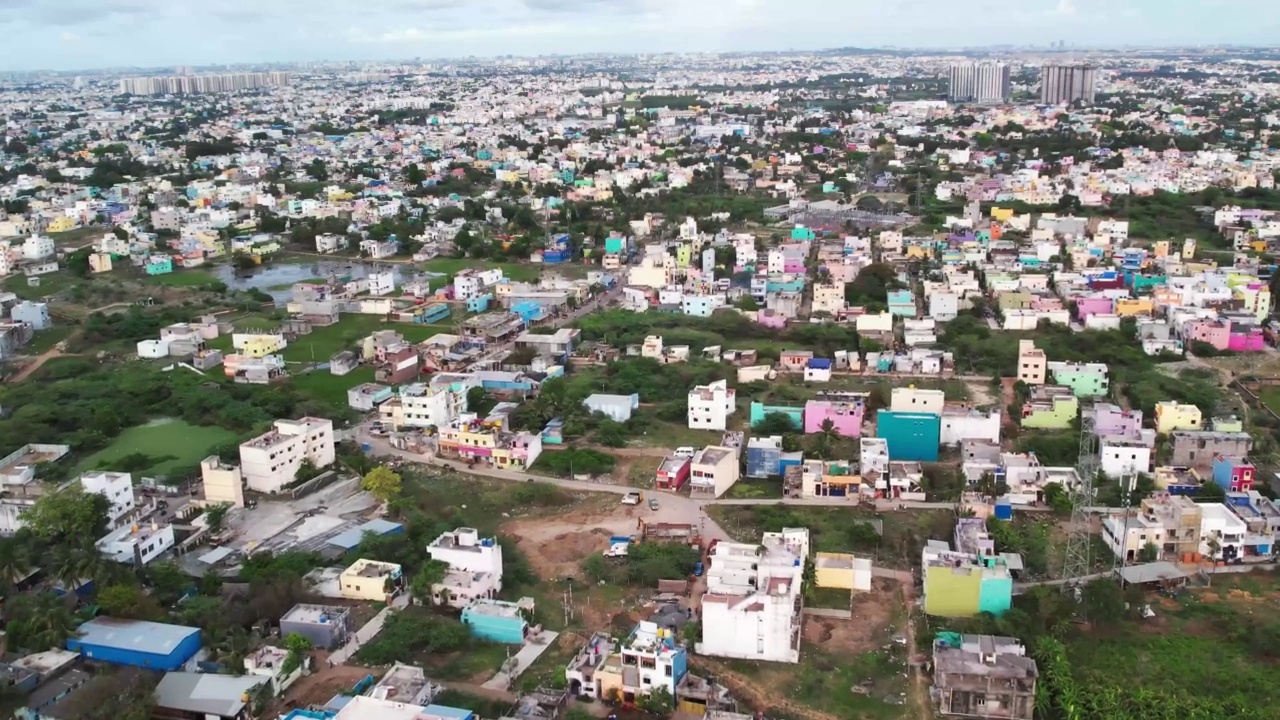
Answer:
xmin=326 ymin=519 xmax=404 ymax=550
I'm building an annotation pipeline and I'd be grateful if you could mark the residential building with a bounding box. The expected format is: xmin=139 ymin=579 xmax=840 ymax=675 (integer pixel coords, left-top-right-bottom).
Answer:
xmin=745 ymin=435 xmax=784 ymax=478
xmin=1211 ymin=456 xmax=1256 ymax=492
xmin=1039 ymin=64 xmax=1097 ymax=104
xmin=689 ymin=446 xmax=740 ymax=498
xmin=427 ymin=528 xmax=504 ymax=607
xmin=814 ymin=552 xmax=872 ymax=592
xmin=339 ymin=558 xmax=403 ymax=602
xmin=922 ymin=519 xmax=1012 ymax=617
xmin=584 ymin=621 xmax=688 ymax=704
xmin=231 ymin=332 xmax=287 ymax=358
xmin=78 ymin=471 xmax=134 ymax=528
xmin=583 ymin=393 xmax=640 ymax=422
xmin=932 ymin=634 xmax=1036 ymax=720
xmin=238 ymin=417 xmax=335 ymax=493
xmin=1170 ymin=431 xmax=1252 ymax=469
xmin=655 ymin=456 xmax=691 ymax=491
xmin=1046 ymin=361 xmax=1109 ymax=397
xmin=461 ymin=598 xmax=529 ymax=644
xmin=1020 ymin=386 xmax=1078 ymax=429
xmin=939 ymin=408 xmax=1001 ymax=446
xmin=279 ymin=603 xmax=353 ymax=650
xmin=1099 ymin=439 xmax=1152 ymax=478
xmin=199 ymin=456 xmax=244 ymax=508
xmin=1015 ymin=340 xmax=1046 ymax=385
xmin=749 ymin=401 xmax=803 ymax=430
xmin=948 ymin=61 xmax=1012 ymax=103
xmin=381 ymin=381 xmax=472 ymax=431
xmin=803 ymin=399 xmax=865 ymax=438
xmin=876 ymin=411 xmax=941 ymax=462
xmin=687 ymin=380 xmax=735 ymax=431
xmin=65 ymin=618 xmax=201 ymax=671
xmin=699 ymin=530 xmax=808 ymax=664
xmin=97 ymin=519 xmax=175 ymax=566
xmin=1155 ymin=401 xmax=1203 ymax=434
xmin=243 ymin=646 xmax=303 ymax=696
xmin=1101 ymin=511 xmax=1166 ymax=563
xmin=348 ymin=383 xmax=393 ymax=412
xmin=1199 ymin=503 xmax=1247 ymax=562
xmin=1140 ymin=494 xmax=1203 ymax=561
xmin=436 ymin=415 xmax=543 ymax=470
xmin=890 ymin=387 xmax=945 ymax=415
xmin=10 ymin=301 xmax=51 ymax=331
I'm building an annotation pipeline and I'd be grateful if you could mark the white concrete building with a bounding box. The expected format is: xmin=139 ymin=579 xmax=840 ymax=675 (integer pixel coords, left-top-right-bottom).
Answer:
xmin=939 ymin=409 xmax=1001 ymax=446
xmin=1199 ymin=503 xmax=1247 ymax=560
xmin=426 ymin=527 xmax=505 ymax=608
xmin=200 ymin=456 xmax=245 ymax=508
xmin=687 ymin=379 xmax=735 ymax=431
xmin=380 ymin=381 xmax=474 ymax=430
xmin=238 ymin=417 xmax=335 ymax=493
xmin=96 ymin=519 xmax=175 ymax=566
xmin=1099 ymin=439 xmax=1152 ymax=479
xmin=699 ymin=528 xmax=808 ymax=664
xmin=22 ymin=234 xmax=54 ymax=260
xmin=78 ymin=471 xmax=135 ymax=528
xmin=367 ymin=270 xmax=396 ymax=297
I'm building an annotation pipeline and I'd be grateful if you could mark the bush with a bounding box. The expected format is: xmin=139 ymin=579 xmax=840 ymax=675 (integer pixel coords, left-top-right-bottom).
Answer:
xmin=354 ymin=608 xmax=473 ymax=665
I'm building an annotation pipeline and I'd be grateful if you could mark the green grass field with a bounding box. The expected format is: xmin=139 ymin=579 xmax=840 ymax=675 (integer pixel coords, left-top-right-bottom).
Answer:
xmin=291 ymin=366 xmax=377 ymax=408
xmin=143 ymin=270 xmax=219 ymax=287
xmin=74 ymin=418 xmax=239 ymax=476
xmin=281 ymin=316 xmax=454 ymax=362
xmin=2 ymin=271 xmax=85 ymax=301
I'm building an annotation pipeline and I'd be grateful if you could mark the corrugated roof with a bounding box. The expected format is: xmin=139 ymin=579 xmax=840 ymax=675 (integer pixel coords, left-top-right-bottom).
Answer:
xmin=326 ymin=519 xmax=404 ymax=550
xmin=154 ymin=672 xmax=264 ymax=717
xmin=71 ymin=617 xmax=200 ymax=655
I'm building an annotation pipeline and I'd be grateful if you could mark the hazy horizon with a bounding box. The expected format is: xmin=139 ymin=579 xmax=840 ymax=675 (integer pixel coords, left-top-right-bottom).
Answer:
xmin=2 ymin=0 xmax=1278 ymax=72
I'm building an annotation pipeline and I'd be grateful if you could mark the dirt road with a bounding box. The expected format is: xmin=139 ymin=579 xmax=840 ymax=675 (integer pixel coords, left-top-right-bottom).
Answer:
xmin=7 ymin=347 xmax=66 ymax=384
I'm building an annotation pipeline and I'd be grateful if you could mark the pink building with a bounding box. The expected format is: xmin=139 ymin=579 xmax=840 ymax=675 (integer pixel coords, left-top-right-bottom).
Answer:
xmin=1228 ymin=328 xmax=1266 ymax=352
xmin=1031 ymin=297 xmax=1064 ymax=312
xmin=756 ymin=309 xmax=787 ymax=328
xmin=1184 ymin=319 xmax=1232 ymax=351
xmin=1075 ymin=295 xmax=1114 ymax=321
xmin=803 ymin=400 xmax=865 ymax=438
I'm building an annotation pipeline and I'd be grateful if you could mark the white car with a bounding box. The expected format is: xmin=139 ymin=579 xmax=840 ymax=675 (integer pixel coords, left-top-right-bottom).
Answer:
xmin=622 ymin=492 xmax=641 ymax=505
xmin=673 ymin=447 xmax=697 ymax=459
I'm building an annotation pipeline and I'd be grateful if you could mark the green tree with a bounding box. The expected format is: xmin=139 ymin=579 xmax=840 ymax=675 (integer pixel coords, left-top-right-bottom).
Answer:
xmin=753 ymin=411 xmax=797 ymax=434
xmin=4 ymin=591 xmax=80 ymax=651
xmin=637 ymin=686 xmax=674 ymax=715
xmin=0 ymin=538 xmax=32 ymax=591
xmin=205 ymin=502 xmax=232 ymax=531
xmin=23 ymin=486 xmax=110 ymax=540
xmin=595 ymin=420 xmax=628 ymax=448
xmin=1138 ymin=542 xmax=1160 ymax=563
xmin=409 ymin=560 xmax=451 ymax=605
xmin=362 ymin=466 xmax=404 ymax=502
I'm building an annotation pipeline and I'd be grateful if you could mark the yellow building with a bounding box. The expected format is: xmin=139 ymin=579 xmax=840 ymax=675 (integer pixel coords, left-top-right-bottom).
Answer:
xmin=1152 ymin=240 xmax=1170 ymax=257
xmin=89 ymin=253 xmax=113 ymax=274
xmin=339 ymin=559 xmax=403 ymax=601
xmin=47 ymin=216 xmax=77 ymax=233
xmin=814 ymin=552 xmax=871 ymax=591
xmin=1114 ymin=298 xmax=1154 ymax=317
xmin=231 ymin=333 xmax=287 ymax=358
xmin=989 ymin=207 xmax=1015 ymax=222
xmin=905 ymin=244 xmax=930 ymax=259
xmin=1182 ymin=238 xmax=1196 ymax=259
xmin=1154 ymin=401 xmax=1203 ymax=435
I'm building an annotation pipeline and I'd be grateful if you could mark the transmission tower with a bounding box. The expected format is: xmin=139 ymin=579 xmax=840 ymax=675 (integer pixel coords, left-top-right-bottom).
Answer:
xmin=1062 ymin=405 xmax=1098 ymax=594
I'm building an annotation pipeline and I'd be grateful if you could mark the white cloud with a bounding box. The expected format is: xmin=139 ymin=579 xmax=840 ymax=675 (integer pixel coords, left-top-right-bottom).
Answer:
xmin=59 ymin=30 xmax=81 ymax=42
xmin=1055 ymin=0 xmax=1077 ymax=15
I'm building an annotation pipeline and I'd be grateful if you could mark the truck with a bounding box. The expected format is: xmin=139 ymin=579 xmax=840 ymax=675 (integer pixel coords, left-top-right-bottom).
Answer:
xmin=621 ymin=491 xmax=642 ymax=505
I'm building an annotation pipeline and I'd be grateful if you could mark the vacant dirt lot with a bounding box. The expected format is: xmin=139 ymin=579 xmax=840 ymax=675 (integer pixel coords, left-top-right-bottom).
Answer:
xmin=502 ymin=504 xmax=642 ymax=578
xmin=803 ymin=579 xmax=898 ymax=655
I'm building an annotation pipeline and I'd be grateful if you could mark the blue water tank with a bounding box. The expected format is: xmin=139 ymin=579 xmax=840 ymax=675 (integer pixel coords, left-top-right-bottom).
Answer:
xmin=360 ymin=443 xmax=372 ymax=452
xmin=994 ymin=499 xmax=1013 ymax=521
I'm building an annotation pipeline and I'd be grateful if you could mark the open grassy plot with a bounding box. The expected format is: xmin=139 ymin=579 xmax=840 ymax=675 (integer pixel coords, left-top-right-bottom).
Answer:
xmin=420 ymin=257 xmax=543 ymax=283
xmin=281 ymin=316 xmax=455 ymax=362
xmin=2 ymin=271 xmax=87 ymax=301
xmin=74 ymin=417 xmax=238 ymax=476
xmin=48 ymin=226 xmax=105 ymax=247
xmin=291 ymin=367 xmax=376 ymax=408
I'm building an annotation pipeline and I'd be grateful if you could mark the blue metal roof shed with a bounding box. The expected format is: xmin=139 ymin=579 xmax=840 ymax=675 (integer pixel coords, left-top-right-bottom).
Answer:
xmin=326 ymin=519 xmax=405 ymax=551
xmin=66 ymin=617 xmax=202 ymax=671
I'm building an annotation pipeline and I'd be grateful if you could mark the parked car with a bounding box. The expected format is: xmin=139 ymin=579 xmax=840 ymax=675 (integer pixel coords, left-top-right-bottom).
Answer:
xmin=693 ymin=561 xmax=704 ymax=577
xmin=649 ymin=498 xmax=659 ymax=510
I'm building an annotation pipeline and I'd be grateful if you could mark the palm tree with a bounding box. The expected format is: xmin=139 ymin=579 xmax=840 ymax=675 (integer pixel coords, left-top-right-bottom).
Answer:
xmin=11 ymin=592 xmax=80 ymax=652
xmin=0 ymin=538 xmax=31 ymax=591
xmin=49 ymin=543 xmax=100 ymax=594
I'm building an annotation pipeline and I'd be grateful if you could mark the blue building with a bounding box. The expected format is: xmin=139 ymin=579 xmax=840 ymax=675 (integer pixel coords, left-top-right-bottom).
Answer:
xmin=511 ymin=301 xmax=544 ymax=323
xmin=423 ymin=706 xmax=476 ymax=720
xmin=745 ymin=435 xmax=784 ymax=478
xmin=887 ymin=289 xmax=916 ymax=317
xmin=461 ymin=599 xmax=528 ymax=644
xmin=876 ymin=411 xmax=941 ymax=462
xmin=467 ymin=294 xmax=493 ymax=313
xmin=421 ymin=303 xmax=451 ymax=323
xmin=67 ymin=617 xmax=202 ymax=670
xmin=326 ymin=518 xmax=405 ymax=552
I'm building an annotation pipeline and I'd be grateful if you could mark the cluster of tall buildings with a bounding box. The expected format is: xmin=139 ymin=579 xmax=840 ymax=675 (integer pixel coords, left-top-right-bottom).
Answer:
xmin=117 ymin=72 xmax=290 ymax=96
xmin=947 ymin=62 xmax=1011 ymax=103
xmin=1038 ymin=64 xmax=1096 ymax=105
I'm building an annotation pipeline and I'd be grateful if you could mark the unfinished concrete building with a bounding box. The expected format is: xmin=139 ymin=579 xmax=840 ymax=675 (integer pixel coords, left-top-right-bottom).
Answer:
xmin=932 ymin=633 xmax=1037 ymax=720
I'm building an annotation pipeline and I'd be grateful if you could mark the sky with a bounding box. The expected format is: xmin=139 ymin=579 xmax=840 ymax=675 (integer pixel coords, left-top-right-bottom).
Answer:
xmin=2 ymin=0 xmax=1278 ymax=71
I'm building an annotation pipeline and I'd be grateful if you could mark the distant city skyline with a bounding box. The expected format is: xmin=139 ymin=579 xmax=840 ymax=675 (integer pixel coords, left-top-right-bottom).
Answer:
xmin=2 ymin=0 xmax=1279 ymax=72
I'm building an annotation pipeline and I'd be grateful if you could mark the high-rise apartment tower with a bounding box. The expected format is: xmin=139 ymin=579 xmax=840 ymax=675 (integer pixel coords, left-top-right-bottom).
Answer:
xmin=1039 ymin=64 xmax=1096 ymax=105
xmin=948 ymin=62 xmax=1011 ymax=103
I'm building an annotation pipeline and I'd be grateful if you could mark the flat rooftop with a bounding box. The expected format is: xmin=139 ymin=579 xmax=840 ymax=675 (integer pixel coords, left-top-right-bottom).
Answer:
xmin=282 ymin=603 xmax=351 ymax=624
